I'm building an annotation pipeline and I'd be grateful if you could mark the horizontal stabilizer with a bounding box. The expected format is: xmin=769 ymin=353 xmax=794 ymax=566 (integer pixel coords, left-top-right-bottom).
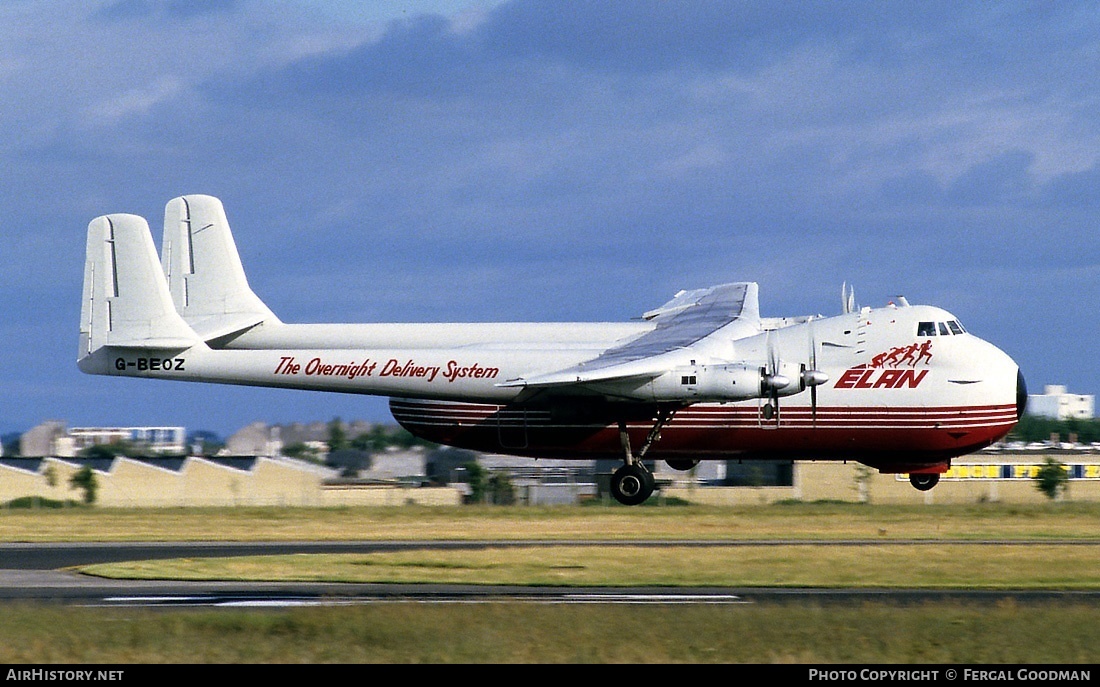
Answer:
xmin=79 ymin=214 xmax=200 ymax=357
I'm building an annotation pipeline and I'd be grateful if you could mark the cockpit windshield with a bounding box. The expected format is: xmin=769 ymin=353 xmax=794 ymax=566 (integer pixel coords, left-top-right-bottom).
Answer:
xmin=918 ymin=320 xmax=966 ymax=337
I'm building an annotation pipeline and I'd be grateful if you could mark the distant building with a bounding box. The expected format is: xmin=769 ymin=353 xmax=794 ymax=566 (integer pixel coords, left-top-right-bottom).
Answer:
xmin=20 ymin=421 xmax=68 ymax=457
xmin=71 ymin=427 xmax=186 ymax=454
xmin=19 ymin=422 xmax=186 ymax=457
xmin=224 ymin=419 xmax=378 ymax=457
xmin=1027 ymin=385 xmax=1094 ymax=420
xmin=225 ymin=421 xmax=283 ymax=456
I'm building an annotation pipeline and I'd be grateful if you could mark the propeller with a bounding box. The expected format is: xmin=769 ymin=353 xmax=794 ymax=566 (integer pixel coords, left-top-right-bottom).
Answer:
xmin=761 ymin=328 xmax=827 ymax=424
xmin=761 ymin=332 xmax=790 ymax=421
xmin=800 ymin=322 xmax=829 ymax=427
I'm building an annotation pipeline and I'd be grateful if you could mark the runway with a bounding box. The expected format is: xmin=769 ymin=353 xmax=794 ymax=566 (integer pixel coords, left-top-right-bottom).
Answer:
xmin=3 ymin=540 xmax=1100 ymax=608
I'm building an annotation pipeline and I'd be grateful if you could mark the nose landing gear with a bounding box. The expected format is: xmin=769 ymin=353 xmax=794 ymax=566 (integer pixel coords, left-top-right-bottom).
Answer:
xmin=909 ymin=473 xmax=940 ymax=491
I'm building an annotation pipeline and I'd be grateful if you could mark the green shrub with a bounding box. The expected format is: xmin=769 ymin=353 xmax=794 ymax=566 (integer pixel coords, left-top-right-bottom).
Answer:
xmin=1035 ymin=458 xmax=1069 ymax=500
xmin=3 ymin=496 xmax=81 ymax=509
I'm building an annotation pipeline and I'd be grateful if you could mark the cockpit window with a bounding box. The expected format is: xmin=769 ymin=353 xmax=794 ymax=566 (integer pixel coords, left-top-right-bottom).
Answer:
xmin=918 ymin=320 xmax=966 ymax=337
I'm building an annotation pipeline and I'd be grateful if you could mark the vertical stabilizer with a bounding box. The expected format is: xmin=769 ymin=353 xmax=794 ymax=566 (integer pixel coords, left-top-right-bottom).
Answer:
xmin=161 ymin=195 xmax=280 ymax=343
xmin=79 ymin=214 xmax=200 ymax=359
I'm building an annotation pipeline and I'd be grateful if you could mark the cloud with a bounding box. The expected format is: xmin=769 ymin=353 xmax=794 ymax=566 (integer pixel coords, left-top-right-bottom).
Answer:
xmin=3 ymin=1 xmax=1100 ymax=435
xmin=1041 ymin=163 xmax=1100 ymax=209
xmin=83 ymin=76 xmax=187 ymax=125
xmin=93 ymin=0 xmax=240 ymax=22
xmin=945 ymin=150 xmax=1036 ymax=206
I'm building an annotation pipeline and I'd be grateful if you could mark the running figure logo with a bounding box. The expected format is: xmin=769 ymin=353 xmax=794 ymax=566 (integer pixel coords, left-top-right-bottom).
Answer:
xmin=834 ymin=341 xmax=933 ymax=390
xmin=871 ymin=341 xmax=933 ymax=368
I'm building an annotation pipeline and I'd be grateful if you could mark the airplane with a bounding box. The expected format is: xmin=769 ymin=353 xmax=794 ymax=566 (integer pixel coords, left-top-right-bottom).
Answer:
xmin=78 ymin=194 xmax=1027 ymax=505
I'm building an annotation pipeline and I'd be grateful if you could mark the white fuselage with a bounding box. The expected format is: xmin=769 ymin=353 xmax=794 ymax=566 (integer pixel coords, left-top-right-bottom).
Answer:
xmin=79 ymin=302 xmax=1022 ymax=468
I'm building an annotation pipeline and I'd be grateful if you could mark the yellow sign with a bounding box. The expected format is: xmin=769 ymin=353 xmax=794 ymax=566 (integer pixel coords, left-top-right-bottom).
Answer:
xmin=899 ymin=463 xmax=1100 ymax=481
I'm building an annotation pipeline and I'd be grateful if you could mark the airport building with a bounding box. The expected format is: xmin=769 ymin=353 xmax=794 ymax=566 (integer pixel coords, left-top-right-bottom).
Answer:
xmin=19 ymin=422 xmax=186 ymax=458
xmin=1027 ymin=385 xmax=1095 ymax=420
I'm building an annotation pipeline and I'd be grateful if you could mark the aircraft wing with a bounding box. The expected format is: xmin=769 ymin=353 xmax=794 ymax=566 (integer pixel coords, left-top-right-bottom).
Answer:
xmin=499 ymin=282 xmax=760 ymax=388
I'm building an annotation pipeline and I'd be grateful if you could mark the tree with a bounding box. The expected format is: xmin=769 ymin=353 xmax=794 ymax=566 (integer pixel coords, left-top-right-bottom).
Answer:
xmin=1034 ymin=458 xmax=1069 ymax=501
xmin=326 ymin=449 xmax=372 ymax=478
xmin=458 ymin=462 xmax=515 ymax=505
xmin=69 ymin=466 xmax=98 ymax=505
xmin=188 ymin=430 xmax=224 ymax=456
xmin=350 ymin=425 xmax=387 ymax=452
xmin=350 ymin=425 xmax=438 ymax=452
xmin=463 ymin=461 xmax=489 ymax=504
xmin=1010 ymin=416 xmax=1100 ymax=444
xmin=1 ymin=432 xmax=21 ymax=456
xmin=281 ymin=442 xmax=323 ymax=463
xmin=425 ymin=447 xmax=478 ymax=484
xmin=327 ymin=418 xmax=348 ymax=453
xmin=853 ymin=465 xmax=875 ymax=503
xmin=488 ymin=472 xmax=516 ymax=505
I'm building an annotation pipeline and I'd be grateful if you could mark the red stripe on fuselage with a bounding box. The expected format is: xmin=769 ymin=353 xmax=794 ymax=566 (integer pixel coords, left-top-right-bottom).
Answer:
xmin=389 ymin=399 xmax=1017 ymax=464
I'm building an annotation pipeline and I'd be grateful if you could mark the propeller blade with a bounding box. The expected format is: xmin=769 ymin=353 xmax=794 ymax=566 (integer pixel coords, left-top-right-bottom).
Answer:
xmin=803 ymin=322 xmax=828 ymax=427
xmin=811 ymin=384 xmax=818 ymax=425
xmin=763 ymin=332 xmax=785 ymax=422
xmin=809 ymin=322 xmax=817 ymax=370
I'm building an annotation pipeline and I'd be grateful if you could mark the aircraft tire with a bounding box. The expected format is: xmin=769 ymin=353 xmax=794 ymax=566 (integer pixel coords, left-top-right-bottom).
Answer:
xmin=909 ymin=473 xmax=940 ymax=491
xmin=611 ymin=464 xmax=654 ymax=506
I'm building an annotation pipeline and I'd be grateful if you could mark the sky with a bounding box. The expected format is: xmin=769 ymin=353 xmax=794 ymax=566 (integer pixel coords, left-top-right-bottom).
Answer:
xmin=2 ymin=0 xmax=1098 ymax=441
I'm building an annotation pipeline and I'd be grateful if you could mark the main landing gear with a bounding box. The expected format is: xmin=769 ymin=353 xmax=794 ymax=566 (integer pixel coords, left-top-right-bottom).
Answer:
xmin=610 ymin=462 xmax=655 ymax=506
xmin=610 ymin=407 xmax=677 ymax=506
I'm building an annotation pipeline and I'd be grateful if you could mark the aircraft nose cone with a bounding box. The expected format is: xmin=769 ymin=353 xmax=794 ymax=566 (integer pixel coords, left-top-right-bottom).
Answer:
xmin=1016 ymin=369 xmax=1028 ymax=420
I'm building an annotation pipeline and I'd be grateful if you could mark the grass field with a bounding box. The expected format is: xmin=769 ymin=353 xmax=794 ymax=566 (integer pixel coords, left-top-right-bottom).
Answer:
xmin=5 ymin=500 xmax=1100 ymax=543
xmin=1 ymin=601 xmax=1098 ymax=664
xmin=3 ymin=501 xmax=1100 ymax=663
xmin=80 ymin=542 xmax=1100 ymax=589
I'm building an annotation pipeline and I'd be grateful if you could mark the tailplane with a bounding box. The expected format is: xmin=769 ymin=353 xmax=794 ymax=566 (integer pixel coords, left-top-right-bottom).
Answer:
xmin=161 ymin=195 xmax=281 ymax=346
xmin=79 ymin=214 xmax=200 ymax=362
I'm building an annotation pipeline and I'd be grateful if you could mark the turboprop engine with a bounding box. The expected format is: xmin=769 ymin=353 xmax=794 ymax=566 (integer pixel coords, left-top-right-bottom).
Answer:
xmin=636 ymin=362 xmax=807 ymax=403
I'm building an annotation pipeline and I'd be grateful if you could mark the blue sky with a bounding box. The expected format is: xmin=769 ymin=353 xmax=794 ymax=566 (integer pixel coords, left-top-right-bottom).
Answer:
xmin=2 ymin=1 xmax=1097 ymax=440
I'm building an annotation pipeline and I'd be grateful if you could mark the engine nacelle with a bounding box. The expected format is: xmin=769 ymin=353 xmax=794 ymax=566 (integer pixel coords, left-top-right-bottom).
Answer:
xmin=639 ymin=363 xmax=802 ymax=403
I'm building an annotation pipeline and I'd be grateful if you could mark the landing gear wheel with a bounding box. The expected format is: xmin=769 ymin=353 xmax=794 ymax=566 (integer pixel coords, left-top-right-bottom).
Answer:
xmin=909 ymin=473 xmax=940 ymax=491
xmin=611 ymin=463 xmax=655 ymax=506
